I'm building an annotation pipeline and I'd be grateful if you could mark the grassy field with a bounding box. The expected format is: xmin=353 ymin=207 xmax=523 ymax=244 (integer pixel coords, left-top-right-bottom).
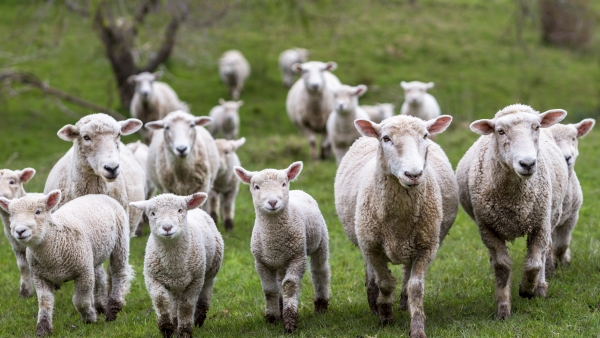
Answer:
xmin=1 ymin=0 xmax=600 ymax=336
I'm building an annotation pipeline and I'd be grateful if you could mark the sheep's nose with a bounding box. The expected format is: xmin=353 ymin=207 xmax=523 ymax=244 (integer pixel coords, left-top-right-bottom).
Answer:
xmin=519 ymin=159 xmax=536 ymax=171
xmin=142 ymin=92 xmax=149 ymax=98
xmin=16 ymin=229 xmax=26 ymax=236
xmin=176 ymin=146 xmax=188 ymax=155
xmin=310 ymin=84 xmax=319 ymax=91
xmin=104 ymin=163 xmax=120 ymax=174
xmin=268 ymin=200 xmax=277 ymax=208
xmin=163 ymin=225 xmax=172 ymax=232
xmin=404 ymin=170 xmax=423 ymax=181
xmin=565 ymin=155 xmax=572 ymax=163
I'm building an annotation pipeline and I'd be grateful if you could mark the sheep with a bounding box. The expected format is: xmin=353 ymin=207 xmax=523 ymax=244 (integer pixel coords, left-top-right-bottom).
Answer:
xmin=455 ymin=104 xmax=569 ymax=321
xmin=0 ymin=191 xmax=133 ymax=336
xmin=126 ymin=140 xmax=156 ymax=236
xmin=44 ymin=113 xmax=146 ymax=238
xmin=286 ymin=61 xmax=342 ymax=161
xmin=400 ymin=81 xmax=440 ymax=121
xmin=128 ymin=71 xmax=189 ymax=144
xmin=219 ymin=50 xmax=251 ymax=100
xmin=279 ymin=48 xmax=309 ymax=87
xmin=208 ymin=99 xmax=243 ymax=140
xmin=208 ymin=137 xmax=246 ymax=232
xmin=326 ymin=84 xmax=370 ymax=164
xmin=0 ymin=167 xmax=36 ymax=298
xmin=361 ymin=103 xmax=395 ymax=123
xmin=334 ymin=115 xmax=458 ymax=337
xmin=130 ymin=192 xmax=223 ymax=338
xmin=234 ymin=161 xmax=330 ymax=334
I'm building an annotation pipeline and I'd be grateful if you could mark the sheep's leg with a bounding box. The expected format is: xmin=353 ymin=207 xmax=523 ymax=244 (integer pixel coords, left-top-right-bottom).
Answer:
xmin=232 ymin=87 xmax=240 ymax=101
xmin=146 ymin=276 xmax=175 ymax=338
xmin=281 ymin=258 xmax=306 ymax=334
xmin=553 ymin=214 xmax=578 ymax=266
xmin=94 ymin=265 xmax=108 ymax=315
xmin=303 ymin=129 xmax=319 ymax=161
xmin=276 ymin=269 xmax=285 ymax=317
xmin=13 ymin=246 xmax=34 ymax=298
xmin=320 ymin=132 xmax=331 ymax=160
xmin=208 ymin=190 xmax=220 ymax=226
xmin=33 ymin=275 xmax=55 ymax=336
xmin=73 ymin=272 xmax=97 ymax=324
xmin=364 ymin=250 xmax=396 ymax=326
xmin=256 ymin=261 xmax=281 ymax=323
xmin=176 ymin=277 xmax=204 ymax=338
xmin=106 ymin=236 xmax=133 ymax=321
xmin=221 ymin=188 xmax=238 ymax=232
xmin=399 ymin=264 xmax=411 ymax=311
xmin=520 ymin=226 xmax=550 ymax=299
xmin=478 ymin=225 xmax=512 ymax=320
xmin=332 ymin=144 xmax=347 ymax=166
xmin=195 ymin=276 xmax=215 ymax=328
xmin=310 ymin=242 xmax=330 ymax=313
xmin=365 ymin=261 xmax=380 ymax=315
xmin=407 ymin=251 xmax=434 ymax=338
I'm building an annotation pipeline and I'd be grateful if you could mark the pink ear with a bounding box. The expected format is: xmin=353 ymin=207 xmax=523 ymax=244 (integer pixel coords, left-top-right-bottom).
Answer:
xmin=19 ymin=168 xmax=36 ymax=183
xmin=291 ymin=63 xmax=303 ymax=74
xmin=540 ymin=109 xmax=567 ymax=128
xmin=234 ymin=166 xmax=253 ymax=184
xmin=470 ymin=119 xmax=495 ymax=135
xmin=0 ymin=197 xmax=10 ymax=213
xmin=127 ymin=75 xmax=137 ymax=84
xmin=575 ymin=118 xmax=595 ymax=138
xmin=57 ymin=125 xmax=79 ymax=141
xmin=324 ymin=61 xmax=337 ymax=72
xmin=186 ymin=193 xmax=207 ymax=210
xmin=194 ymin=117 xmax=212 ymax=127
xmin=45 ymin=190 xmax=62 ymax=210
xmin=120 ymin=119 xmax=143 ymax=135
xmin=285 ymin=162 xmax=303 ymax=181
xmin=145 ymin=121 xmax=165 ymax=131
xmin=426 ymin=115 xmax=453 ymax=135
xmin=354 ymin=119 xmax=380 ymax=138
xmin=153 ymin=71 xmax=164 ymax=80
xmin=354 ymin=85 xmax=368 ymax=97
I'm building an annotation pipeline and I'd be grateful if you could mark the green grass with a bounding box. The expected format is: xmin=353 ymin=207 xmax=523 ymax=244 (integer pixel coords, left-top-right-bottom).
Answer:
xmin=1 ymin=0 xmax=600 ymax=336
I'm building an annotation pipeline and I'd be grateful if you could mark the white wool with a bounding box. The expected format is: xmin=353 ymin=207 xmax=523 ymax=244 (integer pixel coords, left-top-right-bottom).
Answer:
xmin=400 ymin=81 xmax=440 ymax=121
xmin=219 ymin=50 xmax=251 ymax=100
xmin=208 ymin=99 xmax=243 ymax=140
xmin=279 ymin=48 xmax=309 ymax=87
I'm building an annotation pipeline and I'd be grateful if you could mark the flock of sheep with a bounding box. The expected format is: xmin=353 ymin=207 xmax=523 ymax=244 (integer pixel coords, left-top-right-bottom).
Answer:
xmin=0 ymin=46 xmax=596 ymax=338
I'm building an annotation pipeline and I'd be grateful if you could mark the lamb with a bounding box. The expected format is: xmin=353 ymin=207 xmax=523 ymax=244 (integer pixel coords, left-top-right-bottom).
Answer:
xmin=456 ymin=104 xmax=569 ymax=320
xmin=334 ymin=115 xmax=458 ymax=338
xmin=279 ymin=48 xmax=309 ymax=87
xmin=208 ymin=99 xmax=243 ymax=140
xmin=0 ymin=167 xmax=36 ymax=298
xmin=208 ymin=137 xmax=246 ymax=232
xmin=400 ymin=81 xmax=440 ymax=121
xmin=361 ymin=103 xmax=395 ymax=123
xmin=130 ymin=192 xmax=223 ymax=338
xmin=128 ymin=71 xmax=189 ymax=144
xmin=0 ymin=191 xmax=133 ymax=336
xmin=286 ymin=61 xmax=342 ymax=160
xmin=126 ymin=140 xmax=156 ymax=236
xmin=326 ymin=84 xmax=370 ymax=164
xmin=44 ymin=113 xmax=146 ymax=237
xmin=219 ymin=50 xmax=251 ymax=100
xmin=234 ymin=162 xmax=330 ymax=334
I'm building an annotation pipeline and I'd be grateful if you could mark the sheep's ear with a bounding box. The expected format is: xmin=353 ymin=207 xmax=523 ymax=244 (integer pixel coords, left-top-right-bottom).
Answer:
xmin=120 ymin=118 xmax=143 ymax=135
xmin=153 ymin=71 xmax=163 ymax=80
xmin=539 ymin=109 xmax=567 ymax=128
xmin=127 ymin=75 xmax=137 ymax=84
xmin=354 ymin=85 xmax=368 ymax=97
xmin=57 ymin=125 xmax=79 ymax=141
xmin=186 ymin=192 xmax=207 ymax=210
xmin=426 ymin=82 xmax=435 ymax=89
xmin=0 ymin=197 xmax=11 ymax=213
xmin=234 ymin=166 xmax=253 ymax=184
xmin=218 ymin=98 xmax=226 ymax=105
xmin=232 ymin=137 xmax=246 ymax=150
xmin=237 ymin=100 xmax=244 ymax=107
xmin=145 ymin=120 xmax=165 ymax=130
xmin=575 ymin=118 xmax=595 ymax=138
xmin=426 ymin=115 xmax=452 ymax=135
xmin=400 ymin=81 xmax=408 ymax=89
xmin=285 ymin=161 xmax=303 ymax=181
xmin=45 ymin=190 xmax=62 ymax=210
xmin=470 ymin=119 xmax=495 ymax=135
xmin=194 ymin=116 xmax=212 ymax=127
xmin=324 ymin=61 xmax=337 ymax=72
xmin=291 ymin=63 xmax=303 ymax=74
xmin=355 ymin=119 xmax=381 ymax=138
xmin=129 ymin=200 xmax=148 ymax=210
xmin=18 ymin=168 xmax=36 ymax=183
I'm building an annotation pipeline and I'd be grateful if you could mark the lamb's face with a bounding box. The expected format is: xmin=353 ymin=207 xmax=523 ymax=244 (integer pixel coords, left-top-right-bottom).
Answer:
xmin=220 ymin=100 xmax=243 ymax=127
xmin=128 ymin=72 xmax=161 ymax=102
xmin=333 ymin=85 xmax=367 ymax=114
xmin=401 ymin=81 xmax=433 ymax=107
xmin=293 ymin=61 xmax=337 ymax=93
xmin=378 ymin=103 xmax=395 ymax=120
xmin=549 ymin=119 xmax=595 ymax=169
xmin=0 ymin=168 xmax=35 ymax=200
xmin=145 ymin=111 xmax=212 ymax=158
xmin=215 ymin=138 xmax=245 ymax=175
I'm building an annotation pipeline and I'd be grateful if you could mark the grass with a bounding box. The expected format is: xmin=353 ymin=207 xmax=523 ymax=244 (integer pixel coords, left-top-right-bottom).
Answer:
xmin=1 ymin=0 xmax=600 ymax=336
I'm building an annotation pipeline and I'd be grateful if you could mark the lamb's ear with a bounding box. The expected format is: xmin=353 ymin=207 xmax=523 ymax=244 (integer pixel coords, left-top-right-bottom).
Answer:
xmin=575 ymin=118 xmax=595 ymax=138
xmin=18 ymin=168 xmax=36 ymax=183
xmin=354 ymin=85 xmax=368 ymax=97
xmin=426 ymin=82 xmax=435 ymax=89
xmin=426 ymin=115 xmax=452 ymax=135
xmin=194 ymin=116 xmax=212 ymax=127
xmin=218 ymin=98 xmax=226 ymax=105
xmin=324 ymin=61 xmax=337 ymax=72
xmin=0 ymin=197 xmax=11 ymax=213
xmin=355 ymin=119 xmax=381 ymax=138
xmin=232 ymin=137 xmax=246 ymax=150
xmin=145 ymin=120 xmax=165 ymax=130
xmin=285 ymin=161 xmax=303 ymax=181
xmin=400 ymin=81 xmax=408 ymax=89
xmin=186 ymin=192 xmax=207 ymax=210
xmin=291 ymin=63 xmax=303 ymax=74
xmin=153 ymin=71 xmax=163 ymax=80
xmin=234 ymin=166 xmax=253 ymax=184
xmin=470 ymin=119 xmax=495 ymax=135
xmin=127 ymin=75 xmax=137 ymax=84
xmin=129 ymin=200 xmax=148 ymax=210
xmin=57 ymin=125 xmax=79 ymax=141
xmin=45 ymin=190 xmax=62 ymax=210
xmin=120 ymin=118 xmax=143 ymax=135
xmin=539 ymin=109 xmax=567 ymax=128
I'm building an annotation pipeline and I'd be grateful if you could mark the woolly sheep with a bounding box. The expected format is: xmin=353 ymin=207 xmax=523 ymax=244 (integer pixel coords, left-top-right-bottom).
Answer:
xmin=126 ymin=140 xmax=156 ymax=236
xmin=326 ymin=84 xmax=370 ymax=164
xmin=130 ymin=192 xmax=223 ymax=338
xmin=279 ymin=48 xmax=309 ymax=87
xmin=400 ymin=81 xmax=440 ymax=121
xmin=334 ymin=115 xmax=458 ymax=337
xmin=44 ymin=114 xmax=146 ymax=237
xmin=219 ymin=50 xmax=251 ymax=100
xmin=208 ymin=137 xmax=246 ymax=232
xmin=286 ymin=61 xmax=342 ymax=160
xmin=0 ymin=191 xmax=133 ymax=336
xmin=361 ymin=103 xmax=395 ymax=123
xmin=456 ymin=104 xmax=569 ymax=320
xmin=0 ymin=167 xmax=36 ymax=298
xmin=234 ymin=162 xmax=330 ymax=334
xmin=208 ymin=99 xmax=243 ymax=140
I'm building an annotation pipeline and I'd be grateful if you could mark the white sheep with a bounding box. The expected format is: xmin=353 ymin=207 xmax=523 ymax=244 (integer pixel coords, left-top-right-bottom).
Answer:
xmin=361 ymin=103 xmax=395 ymax=123
xmin=0 ymin=167 xmax=36 ymax=298
xmin=208 ymin=99 xmax=243 ymax=140
xmin=44 ymin=114 xmax=146 ymax=238
xmin=126 ymin=140 xmax=156 ymax=236
xmin=326 ymin=84 xmax=370 ymax=164
xmin=279 ymin=48 xmax=309 ymax=87
xmin=234 ymin=162 xmax=330 ymax=334
xmin=219 ymin=50 xmax=251 ymax=100
xmin=456 ymin=104 xmax=569 ymax=320
xmin=335 ymin=115 xmax=458 ymax=337
xmin=208 ymin=137 xmax=246 ymax=232
xmin=400 ymin=81 xmax=440 ymax=121
xmin=0 ymin=191 xmax=133 ymax=336
xmin=286 ymin=61 xmax=342 ymax=160
xmin=128 ymin=71 xmax=189 ymax=144
xmin=130 ymin=192 xmax=223 ymax=338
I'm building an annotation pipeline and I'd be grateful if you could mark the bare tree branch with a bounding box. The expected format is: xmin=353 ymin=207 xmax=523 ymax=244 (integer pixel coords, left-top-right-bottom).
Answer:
xmin=134 ymin=0 xmax=159 ymax=26
xmin=65 ymin=0 xmax=89 ymax=17
xmin=141 ymin=16 xmax=181 ymax=72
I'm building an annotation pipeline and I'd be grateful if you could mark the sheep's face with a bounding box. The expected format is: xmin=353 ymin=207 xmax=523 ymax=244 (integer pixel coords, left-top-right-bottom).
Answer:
xmin=355 ymin=115 xmax=452 ymax=189
xmin=549 ymin=119 xmax=595 ymax=169
xmin=215 ymin=138 xmax=246 ymax=175
xmin=234 ymin=162 xmax=303 ymax=215
xmin=218 ymin=99 xmax=243 ymax=128
xmin=58 ymin=114 xmax=142 ymax=182
xmin=220 ymin=58 xmax=238 ymax=76
xmin=0 ymin=168 xmax=35 ymax=200
xmin=333 ymin=85 xmax=367 ymax=114
xmin=128 ymin=72 xmax=162 ymax=102
xmin=400 ymin=81 xmax=434 ymax=107
xmin=378 ymin=103 xmax=395 ymax=120
xmin=145 ymin=111 xmax=212 ymax=158
xmin=292 ymin=61 xmax=337 ymax=93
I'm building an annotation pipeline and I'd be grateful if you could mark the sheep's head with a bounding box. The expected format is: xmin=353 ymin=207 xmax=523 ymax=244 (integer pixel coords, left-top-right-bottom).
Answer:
xmin=215 ymin=138 xmax=246 ymax=175
xmin=470 ymin=104 xmax=566 ymax=179
xmin=128 ymin=71 xmax=162 ymax=102
xmin=58 ymin=114 xmax=142 ymax=182
xmin=130 ymin=193 xmax=207 ymax=240
xmin=400 ymin=81 xmax=434 ymax=107
xmin=145 ymin=110 xmax=212 ymax=158
xmin=355 ymin=115 xmax=452 ymax=189
xmin=0 ymin=190 xmax=61 ymax=246
xmin=333 ymin=85 xmax=367 ymax=114
xmin=0 ymin=168 xmax=35 ymax=200
xmin=234 ymin=162 xmax=302 ymax=215
xmin=218 ymin=98 xmax=243 ymax=128
xmin=548 ymin=118 xmax=595 ymax=169
xmin=377 ymin=103 xmax=395 ymax=120
xmin=292 ymin=61 xmax=337 ymax=93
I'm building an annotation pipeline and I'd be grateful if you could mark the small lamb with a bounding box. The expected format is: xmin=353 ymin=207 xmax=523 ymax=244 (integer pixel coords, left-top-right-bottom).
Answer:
xmin=126 ymin=140 xmax=156 ymax=236
xmin=0 ymin=191 xmax=133 ymax=336
xmin=219 ymin=50 xmax=251 ymax=100
xmin=400 ymin=81 xmax=440 ymax=121
xmin=130 ymin=193 xmax=223 ymax=338
xmin=279 ymin=48 xmax=309 ymax=87
xmin=234 ymin=162 xmax=330 ymax=334
xmin=361 ymin=103 xmax=395 ymax=123
xmin=208 ymin=99 xmax=243 ymax=140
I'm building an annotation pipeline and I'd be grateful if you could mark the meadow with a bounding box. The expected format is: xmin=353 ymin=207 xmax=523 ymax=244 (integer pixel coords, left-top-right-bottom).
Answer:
xmin=1 ymin=0 xmax=600 ymax=336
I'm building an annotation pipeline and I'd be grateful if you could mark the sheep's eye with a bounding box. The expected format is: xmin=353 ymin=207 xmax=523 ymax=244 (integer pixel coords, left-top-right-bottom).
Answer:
xmin=164 ymin=126 xmax=170 ymax=130
xmin=178 ymin=209 xmax=183 ymax=213
xmin=572 ymin=137 xmax=576 ymax=141
xmin=35 ymin=209 xmax=41 ymax=215
xmin=382 ymin=136 xmax=391 ymax=143
xmin=423 ymin=134 xmax=428 ymax=139
xmin=282 ymin=182 xmax=286 ymax=187
xmin=498 ymin=129 xmax=505 ymax=135
xmin=254 ymin=185 xmax=260 ymax=190
xmin=190 ymin=124 xmax=195 ymax=128
xmin=83 ymin=135 xmax=91 ymax=141
xmin=534 ymin=125 xmax=540 ymax=131
xmin=9 ymin=180 xmax=15 ymax=185
xmin=224 ymin=151 xmax=229 ymax=155
xmin=150 ymin=212 xmax=155 ymax=217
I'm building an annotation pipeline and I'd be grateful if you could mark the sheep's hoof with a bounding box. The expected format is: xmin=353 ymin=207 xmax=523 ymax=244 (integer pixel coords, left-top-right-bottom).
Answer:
xmin=410 ymin=329 xmax=427 ymax=338
xmin=314 ymin=298 xmax=328 ymax=313
xmin=265 ymin=314 xmax=279 ymax=324
xmin=36 ymin=318 xmax=52 ymax=337
xmin=377 ymin=303 xmax=393 ymax=326
xmin=409 ymin=312 xmax=426 ymax=338
xmin=95 ymin=304 xmax=106 ymax=315
xmin=496 ymin=303 xmax=511 ymax=320
xmin=20 ymin=284 xmax=34 ymax=298
xmin=282 ymin=307 xmax=298 ymax=334
xmin=224 ymin=219 xmax=234 ymax=232
xmin=518 ymin=284 xmax=535 ymax=299
xmin=194 ymin=301 xmax=208 ymax=327
xmin=105 ymin=299 xmax=122 ymax=321
xmin=534 ymin=283 xmax=548 ymax=298
xmin=366 ymin=279 xmax=379 ymax=315
xmin=177 ymin=325 xmax=193 ymax=338
xmin=158 ymin=320 xmax=176 ymax=338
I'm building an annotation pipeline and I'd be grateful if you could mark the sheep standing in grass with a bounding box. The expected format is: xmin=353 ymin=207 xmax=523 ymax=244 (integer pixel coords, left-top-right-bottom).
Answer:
xmin=400 ymin=81 xmax=440 ymax=121
xmin=234 ymin=162 xmax=330 ymax=334
xmin=219 ymin=50 xmax=250 ymax=100
xmin=335 ymin=115 xmax=458 ymax=337
xmin=326 ymin=84 xmax=370 ymax=164
xmin=279 ymin=48 xmax=309 ymax=87
xmin=130 ymin=193 xmax=223 ymax=338
xmin=208 ymin=137 xmax=246 ymax=232
xmin=0 ymin=167 xmax=36 ymax=297
xmin=44 ymin=114 xmax=146 ymax=237
xmin=208 ymin=99 xmax=243 ymax=140
xmin=286 ymin=61 xmax=342 ymax=160
xmin=126 ymin=140 xmax=156 ymax=236
xmin=0 ymin=191 xmax=133 ymax=337
xmin=361 ymin=103 xmax=395 ymax=123
xmin=456 ymin=104 xmax=569 ymax=320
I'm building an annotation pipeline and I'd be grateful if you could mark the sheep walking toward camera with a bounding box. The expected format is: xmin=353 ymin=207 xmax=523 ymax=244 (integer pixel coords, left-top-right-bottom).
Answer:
xmin=0 ymin=191 xmax=133 ymax=337
xmin=279 ymin=48 xmax=309 ymax=87
xmin=361 ymin=103 xmax=395 ymax=123
xmin=219 ymin=50 xmax=250 ymax=100
xmin=208 ymin=99 xmax=243 ymax=140
xmin=335 ymin=115 xmax=458 ymax=338
xmin=456 ymin=104 xmax=569 ymax=320
xmin=234 ymin=162 xmax=330 ymax=334
xmin=400 ymin=81 xmax=440 ymax=121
